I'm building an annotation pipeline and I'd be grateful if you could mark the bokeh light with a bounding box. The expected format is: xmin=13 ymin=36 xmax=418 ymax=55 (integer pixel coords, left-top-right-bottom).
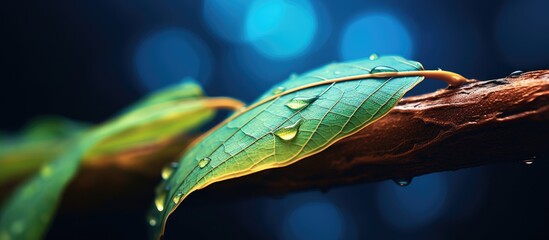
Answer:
xmin=282 ymin=201 xmax=343 ymax=240
xmin=340 ymin=13 xmax=413 ymax=61
xmin=244 ymin=0 xmax=318 ymax=59
xmin=495 ymin=0 xmax=549 ymax=68
xmin=202 ymin=0 xmax=252 ymax=42
xmin=376 ymin=173 xmax=448 ymax=231
xmin=134 ymin=28 xmax=212 ymax=92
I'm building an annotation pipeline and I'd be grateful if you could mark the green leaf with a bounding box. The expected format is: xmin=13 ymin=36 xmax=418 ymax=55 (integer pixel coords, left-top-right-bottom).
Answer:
xmin=19 ymin=116 xmax=90 ymax=141
xmin=148 ymin=56 xmax=426 ymax=239
xmin=86 ymin=80 xmax=217 ymax=159
xmin=0 ymin=138 xmax=90 ymax=240
xmin=121 ymin=77 xmax=204 ymax=113
xmin=0 ymin=117 xmax=89 ymax=184
xmin=0 ymin=81 xmax=216 ymax=186
xmin=0 ymin=80 xmax=222 ymax=240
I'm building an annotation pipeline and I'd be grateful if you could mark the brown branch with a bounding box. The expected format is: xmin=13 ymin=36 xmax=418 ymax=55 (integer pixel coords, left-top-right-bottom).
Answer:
xmin=2 ymin=70 xmax=548 ymax=208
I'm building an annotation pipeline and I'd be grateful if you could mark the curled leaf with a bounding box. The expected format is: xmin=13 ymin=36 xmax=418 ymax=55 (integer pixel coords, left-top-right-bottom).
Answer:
xmin=0 ymin=117 xmax=89 ymax=184
xmin=0 ymin=80 xmax=242 ymax=240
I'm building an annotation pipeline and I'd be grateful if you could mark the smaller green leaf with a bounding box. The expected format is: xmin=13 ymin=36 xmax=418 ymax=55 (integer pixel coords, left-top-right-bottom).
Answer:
xmin=0 ymin=117 xmax=89 ymax=184
xmin=20 ymin=116 xmax=90 ymax=140
xmin=85 ymin=80 xmax=244 ymax=159
xmin=121 ymin=78 xmax=204 ymax=112
xmin=0 ymin=81 xmax=218 ymax=185
xmin=0 ymin=80 xmax=240 ymax=240
xmin=0 ymin=136 xmax=91 ymax=240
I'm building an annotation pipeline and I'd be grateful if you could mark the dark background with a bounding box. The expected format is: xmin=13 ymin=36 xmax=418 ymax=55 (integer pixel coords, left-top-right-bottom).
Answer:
xmin=1 ymin=0 xmax=548 ymax=239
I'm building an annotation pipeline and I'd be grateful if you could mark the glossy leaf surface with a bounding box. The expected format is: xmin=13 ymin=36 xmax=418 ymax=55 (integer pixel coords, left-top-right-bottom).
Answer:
xmin=149 ymin=56 xmax=425 ymax=239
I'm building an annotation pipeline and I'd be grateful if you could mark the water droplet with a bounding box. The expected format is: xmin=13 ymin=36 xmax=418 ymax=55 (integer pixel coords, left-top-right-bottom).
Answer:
xmin=274 ymin=119 xmax=303 ymax=141
xmin=272 ymin=86 xmax=285 ymax=95
xmin=334 ymin=71 xmax=341 ymax=75
xmin=369 ymin=53 xmax=379 ymax=60
xmin=508 ymin=70 xmax=523 ymax=78
xmin=148 ymin=217 xmax=157 ymax=227
xmin=285 ymin=96 xmax=318 ymax=110
xmin=437 ymin=68 xmax=443 ymax=71
xmin=161 ymin=162 xmax=179 ymax=180
xmin=523 ymin=156 xmax=536 ymax=165
xmin=155 ymin=191 xmax=166 ymax=212
xmin=40 ymin=165 xmax=52 ymax=177
xmin=173 ymin=192 xmax=183 ymax=204
xmin=290 ymin=73 xmax=298 ymax=80
xmin=371 ymin=66 xmax=398 ymax=74
xmin=198 ymin=157 xmax=211 ymax=168
xmin=393 ymin=177 xmax=413 ymax=187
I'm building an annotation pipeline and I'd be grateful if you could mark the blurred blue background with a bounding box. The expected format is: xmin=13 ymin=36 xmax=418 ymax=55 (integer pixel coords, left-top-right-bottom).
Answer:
xmin=1 ymin=0 xmax=548 ymax=239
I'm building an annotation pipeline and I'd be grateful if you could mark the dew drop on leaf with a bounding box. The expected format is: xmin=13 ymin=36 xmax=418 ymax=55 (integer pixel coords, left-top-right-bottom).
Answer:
xmin=173 ymin=192 xmax=183 ymax=204
xmin=393 ymin=177 xmax=413 ymax=187
xmin=155 ymin=191 xmax=167 ymax=212
xmin=274 ymin=119 xmax=303 ymax=141
xmin=161 ymin=162 xmax=179 ymax=180
xmin=371 ymin=66 xmax=398 ymax=73
xmin=40 ymin=165 xmax=52 ymax=177
xmin=523 ymin=156 xmax=536 ymax=165
xmin=369 ymin=53 xmax=379 ymax=60
xmin=285 ymin=96 xmax=318 ymax=110
xmin=272 ymin=86 xmax=286 ymax=95
xmin=148 ymin=217 xmax=157 ymax=227
xmin=508 ymin=70 xmax=523 ymax=78
xmin=198 ymin=157 xmax=211 ymax=168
